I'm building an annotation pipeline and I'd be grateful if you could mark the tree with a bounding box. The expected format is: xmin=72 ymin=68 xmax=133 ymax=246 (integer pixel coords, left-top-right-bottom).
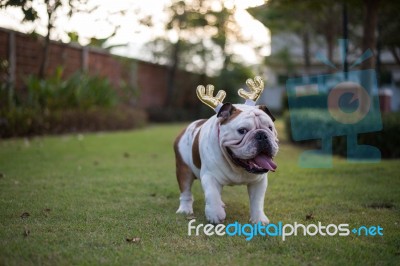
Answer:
xmin=360 ymin=0 xmax=380 ymax=70
xmin=253 ymin=0 xmax=399 ymax=75
xmin=70 ymin=26 xmax=126 ymax=51
xmin=377 ymin=1 xmax=400 ymax=66
xmin=1 ymin=0 xmax=90 ymax=78
xmin=145 ymin=0 xmax=255 ymax=107
xmin=249 ymin=0 xmax=342 ymax=74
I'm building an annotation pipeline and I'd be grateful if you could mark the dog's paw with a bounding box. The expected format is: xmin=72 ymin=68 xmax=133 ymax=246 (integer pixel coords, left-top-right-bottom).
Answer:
xmin=205 ymin=204 xmax=226 ymax=224
xmin=250 ymin=213 xmax=269 ymax=225
xmin=176 ymin=202 xmax=193 ymax=215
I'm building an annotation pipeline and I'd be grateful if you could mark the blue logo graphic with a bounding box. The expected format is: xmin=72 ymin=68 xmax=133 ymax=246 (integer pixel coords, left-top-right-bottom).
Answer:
xmin=286 ymin=39 xmax=382 ymax=168
xmin=188 ymin=220 xmax=384 ymax=241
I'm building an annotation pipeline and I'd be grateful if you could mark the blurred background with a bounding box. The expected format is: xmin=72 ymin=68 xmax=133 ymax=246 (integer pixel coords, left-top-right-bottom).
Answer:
xmin=0 ymin=0 xmax=399 ymax=143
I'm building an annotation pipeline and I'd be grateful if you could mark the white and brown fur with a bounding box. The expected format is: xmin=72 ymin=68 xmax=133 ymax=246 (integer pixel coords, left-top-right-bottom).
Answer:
xmin=174 ymin=103 xmax=278 ymax=224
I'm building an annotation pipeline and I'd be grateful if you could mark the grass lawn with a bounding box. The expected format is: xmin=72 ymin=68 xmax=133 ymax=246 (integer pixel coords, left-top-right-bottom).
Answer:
xmin=0 ymin=120 xmax=399 ymax=265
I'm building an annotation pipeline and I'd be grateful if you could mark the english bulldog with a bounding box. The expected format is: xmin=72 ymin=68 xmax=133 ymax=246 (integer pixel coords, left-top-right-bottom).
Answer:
xmin=174 ymin=77 xmax=278 ymax=224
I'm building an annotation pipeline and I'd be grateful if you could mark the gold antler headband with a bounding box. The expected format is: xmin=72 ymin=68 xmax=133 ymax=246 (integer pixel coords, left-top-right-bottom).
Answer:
xmin=196 ymin=76 xmax=264 ymax=111
xmin=196 ymin=84 xmax=226 ymax=112
xmin=238 ymin=76 xmax=265 ymax=105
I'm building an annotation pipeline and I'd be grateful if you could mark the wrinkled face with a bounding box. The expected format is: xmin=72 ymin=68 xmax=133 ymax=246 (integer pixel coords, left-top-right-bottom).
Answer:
xmin=218 ymin=104 xmax=279 ymax=174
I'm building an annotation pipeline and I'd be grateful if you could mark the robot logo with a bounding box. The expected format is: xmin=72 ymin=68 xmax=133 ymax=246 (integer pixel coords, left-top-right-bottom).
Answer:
xmin=328 ymin=81 xmax=371 ymax=124
xmin=286 ymin=40 xmax=382 ymax=168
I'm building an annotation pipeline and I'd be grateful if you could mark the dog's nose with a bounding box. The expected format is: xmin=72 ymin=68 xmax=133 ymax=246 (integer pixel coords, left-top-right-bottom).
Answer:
xmin=255 ymin=131 xmax=268 ymax=142
xmin=255 ymin=131 xmax=271 ymax=154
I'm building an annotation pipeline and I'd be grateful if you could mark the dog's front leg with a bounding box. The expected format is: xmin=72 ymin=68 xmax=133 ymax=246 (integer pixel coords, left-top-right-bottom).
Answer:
xmin=201 ymin=174 xmax=226 ymax=224
xmin=247 ymin=175 xmax=269 ymax=225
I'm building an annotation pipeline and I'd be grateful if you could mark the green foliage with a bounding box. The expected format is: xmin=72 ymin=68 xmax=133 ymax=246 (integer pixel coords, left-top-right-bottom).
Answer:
xmin=166 ymin=0 xmax=208 ymax=31
xmin=23 ymin=68 xmax=118 ymax=110
xmin=379 ymin=1 xmax=400 ymax=66
xmin=145 ymin=0 xmax=249 ymax=76
xmin=144 ymin=0 xmax=258 ymax=110
xmin=0 ymin=108 xmax=42 ymax=137
xmin=146 ymin=37 xmax=218 ymax=74
xmin=0 ymin=0 xmax=88 ymax=23
xmin=249 ymin=0 xmax=309 ymax=35
xmin=0 ymin=67 xmax=144 ymax=137
xmin=0 ymin=0 xmax=38 ymax=21
xmin=284 ymin=109 xmax=400 ymax=158
xmin=147 ymin=107 xmax=199 ymax=122
xmin=216 ymin=61 xmax=255 ymax=103
xmin=265 ymin=47 xmax=296 ymax=77
xmin=0 ymin=59 xmax=14 ymax=109
xmin=0 ymin=107 xmax=147 ymax=138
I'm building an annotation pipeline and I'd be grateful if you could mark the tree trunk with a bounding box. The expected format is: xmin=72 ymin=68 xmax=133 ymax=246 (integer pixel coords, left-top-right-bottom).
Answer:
xmin=361 ymin=0 xmax=380 ymax=70
xmin=342 ymin=1 xmax=349 ymax=74
xmin=166 ymin=39 xmax=181 ymax=107
xmin=38 ymin=12 xmax=53 ymax=79
xmin=325 ymin=33 xmax=334 ymax=73
xmin=360 ymin=0 xmax=380 ymax=110
xmin=302 ymin=30 xmax=311 ymax=75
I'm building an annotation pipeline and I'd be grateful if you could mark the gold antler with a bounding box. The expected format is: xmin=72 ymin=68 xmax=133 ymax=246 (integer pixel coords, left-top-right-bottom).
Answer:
xmin=196 ymin=84 xmax=226 ymax=111
xmin=238 ymin=76 xmax=265 ymax=104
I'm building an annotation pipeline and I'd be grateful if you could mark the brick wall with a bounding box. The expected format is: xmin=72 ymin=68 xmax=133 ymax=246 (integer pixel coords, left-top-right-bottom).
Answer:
xmin=0 ymin=28 xmax=205 ymax=111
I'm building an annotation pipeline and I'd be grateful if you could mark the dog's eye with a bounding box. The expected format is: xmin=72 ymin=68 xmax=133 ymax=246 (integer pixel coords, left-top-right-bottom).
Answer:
xmin=268 ymin=126 xmax=273 ymax=131
xmin=237 ymin=128 xmax=248 ymax=135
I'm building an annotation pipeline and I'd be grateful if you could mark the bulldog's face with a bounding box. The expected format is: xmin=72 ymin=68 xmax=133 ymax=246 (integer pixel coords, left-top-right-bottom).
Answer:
xmin=218 ymin=103 xmax=279 ymax=174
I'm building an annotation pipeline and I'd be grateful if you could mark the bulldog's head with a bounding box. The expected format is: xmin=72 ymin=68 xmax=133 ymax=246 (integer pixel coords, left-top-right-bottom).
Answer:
xmin=217 ymin=103 xmax=278 ymax=174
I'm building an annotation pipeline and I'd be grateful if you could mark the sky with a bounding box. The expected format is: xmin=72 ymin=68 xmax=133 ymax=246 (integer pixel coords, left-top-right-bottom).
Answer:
xmin=0 ymin=0 xmax=270 ymax=66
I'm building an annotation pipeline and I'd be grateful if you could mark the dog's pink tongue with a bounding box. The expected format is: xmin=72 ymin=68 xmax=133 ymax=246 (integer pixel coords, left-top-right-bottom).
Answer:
xmin=254 ymin=154 xmax=277 ymax=172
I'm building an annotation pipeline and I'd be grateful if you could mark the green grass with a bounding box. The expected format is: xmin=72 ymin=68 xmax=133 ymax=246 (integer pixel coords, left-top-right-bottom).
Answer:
xmin=0 ymin=121 xmax=399 ymax=265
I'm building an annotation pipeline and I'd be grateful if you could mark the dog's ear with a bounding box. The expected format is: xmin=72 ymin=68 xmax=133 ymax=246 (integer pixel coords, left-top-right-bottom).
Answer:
xmin=217 ymin=102 xmax=237 ymax=121
xmin=259 ymin=105 xmax=275 ymax=122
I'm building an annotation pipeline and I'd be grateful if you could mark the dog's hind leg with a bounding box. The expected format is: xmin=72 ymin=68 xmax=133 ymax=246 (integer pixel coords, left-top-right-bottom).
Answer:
xmin=174 ymin=130 xmax=195 ymax=214
xmin=175 ymin=164 xmax=195 ymax=214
